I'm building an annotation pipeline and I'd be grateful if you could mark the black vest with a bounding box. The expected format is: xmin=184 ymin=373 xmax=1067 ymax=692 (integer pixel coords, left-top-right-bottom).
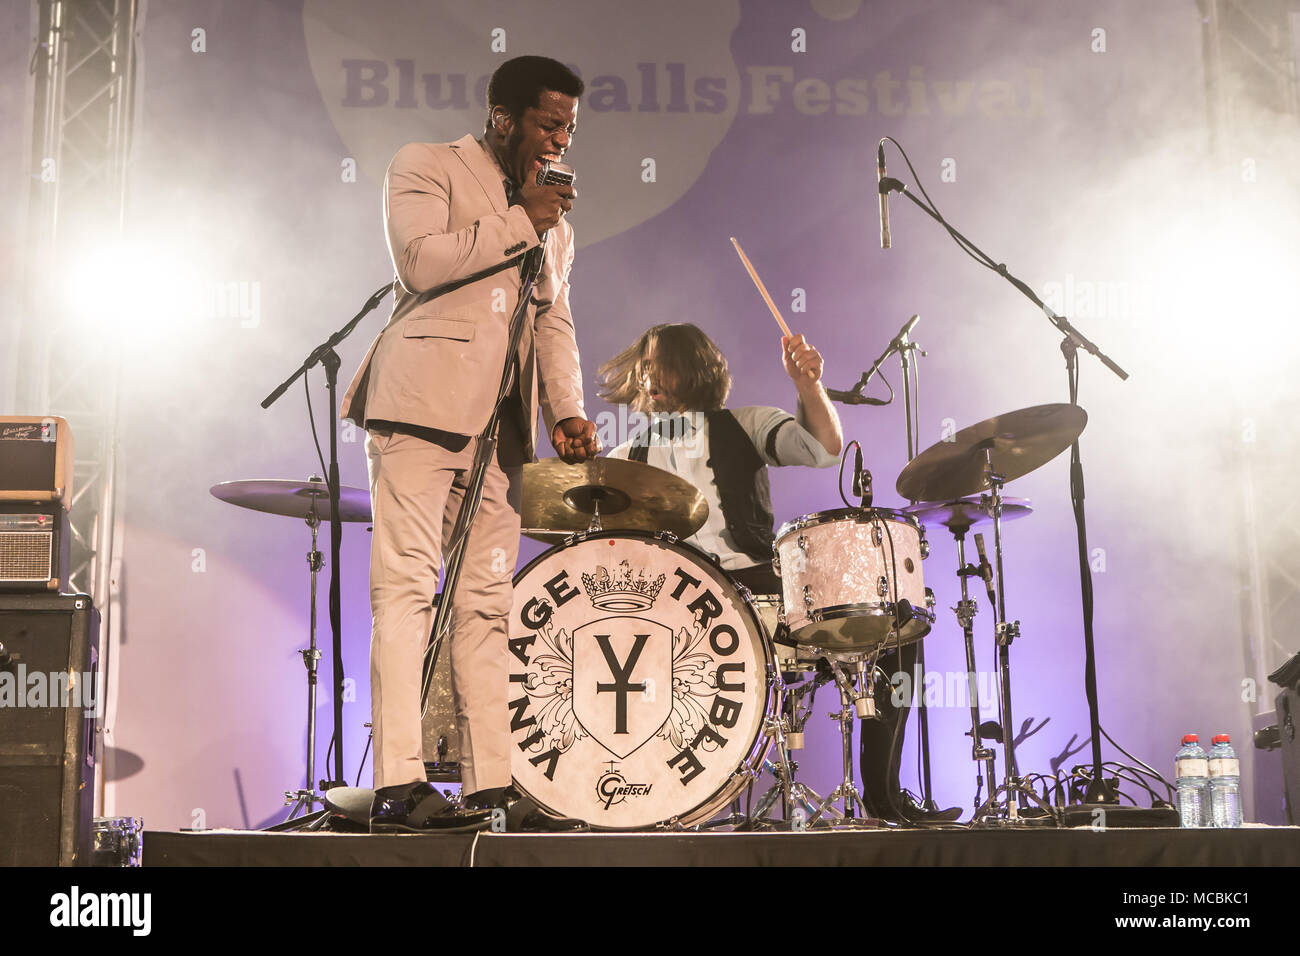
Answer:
xmin=628 ymin=409 xmax=780 ymax=564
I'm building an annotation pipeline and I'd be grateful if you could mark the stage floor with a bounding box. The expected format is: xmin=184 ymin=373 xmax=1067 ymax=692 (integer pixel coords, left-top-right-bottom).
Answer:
xmin=142 ymin=824 xmax=1300 ymax=867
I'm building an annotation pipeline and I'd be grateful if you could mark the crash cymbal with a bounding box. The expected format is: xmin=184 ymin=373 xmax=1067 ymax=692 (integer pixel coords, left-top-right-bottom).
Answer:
xmin=521 ymin=457 xmax=708 ymax=541
xmin=896 ymin=403 xmax=1086 ymax=502
xmin=904 ymin=495 xmax=1033 ymax=532
xmin=210 ymin=477 xmax=373 ymax=523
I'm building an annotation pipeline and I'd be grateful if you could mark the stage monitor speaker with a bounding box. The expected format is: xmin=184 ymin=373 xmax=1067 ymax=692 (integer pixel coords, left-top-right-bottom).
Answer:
xmin=0 ymin=417 xmax=74 ymax=593
xmin=0 ymin=593 xmax=99 ymax=865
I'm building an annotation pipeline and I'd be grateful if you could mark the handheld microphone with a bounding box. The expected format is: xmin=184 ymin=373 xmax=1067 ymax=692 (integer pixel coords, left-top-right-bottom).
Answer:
xmin=525 ymin=161 xmax=576 ymax=277
xmin=537 ymin=159 xmax=576 ymax=187
xmin=973 ymin=533 xmax=996 ymax=606
xmin=877 ymin=140 xmax=891 ymax=250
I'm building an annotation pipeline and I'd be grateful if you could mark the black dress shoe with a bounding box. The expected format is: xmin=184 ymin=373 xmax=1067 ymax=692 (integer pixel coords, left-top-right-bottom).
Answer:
xmin=465 ymin=785 xmax=589 ymax=832
xmin=369 ymin=782 xmax=493 ymax=833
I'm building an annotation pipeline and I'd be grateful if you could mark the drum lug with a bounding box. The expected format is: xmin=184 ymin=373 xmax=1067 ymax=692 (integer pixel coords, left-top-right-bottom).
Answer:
xmin=877 ymin=575 xmax=889 ymax=598
xmin=797 ymin=533 xmax=809 ymax=554
xmin=872 ymin=524 xmax=883 ymax=546
xmin=771 ymin=550 xmax=781 ymax=577
xmin=919 ymin=530 xmax=930 ymax=559
xmin=654 ymin=530 xmax=679 ymax=544
xmin=802 ymin=584 xmax=814 ymax=611
xmin=925 ymin=586 xmax=935 ymax=610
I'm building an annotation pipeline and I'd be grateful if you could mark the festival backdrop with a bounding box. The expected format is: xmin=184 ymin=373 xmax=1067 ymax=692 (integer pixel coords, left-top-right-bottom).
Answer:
xmin=5 ymin=0 xmax=1299 ymax=830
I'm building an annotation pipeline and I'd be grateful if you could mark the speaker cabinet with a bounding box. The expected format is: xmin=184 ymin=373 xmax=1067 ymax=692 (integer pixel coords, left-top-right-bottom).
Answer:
xmin=0 ymin=593 xmax=99 ymax=865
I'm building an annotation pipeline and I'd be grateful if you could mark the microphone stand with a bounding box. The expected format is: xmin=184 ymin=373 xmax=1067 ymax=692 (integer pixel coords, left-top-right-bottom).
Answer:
xmin=879 ymin=168 xmax=1132 ymax=816
xmin=262 ymin=280 xmax=395 ymax=794
xmin=419 ymin=243 xmax=546 ymax=721
xmin=830 ymin=316 xmax=955 ymax=821
xmin=824 ymin=315 xmax=916 ymax=406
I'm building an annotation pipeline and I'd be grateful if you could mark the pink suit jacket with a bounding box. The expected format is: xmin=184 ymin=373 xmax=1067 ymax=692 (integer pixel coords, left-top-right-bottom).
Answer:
xmin=342 ymin=135 xmax=586 ymax=458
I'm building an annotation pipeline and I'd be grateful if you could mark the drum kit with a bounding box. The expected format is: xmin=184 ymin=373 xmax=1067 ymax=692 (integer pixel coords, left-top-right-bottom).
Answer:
xmin=211 ymin=400 xmax=1087 ymax=831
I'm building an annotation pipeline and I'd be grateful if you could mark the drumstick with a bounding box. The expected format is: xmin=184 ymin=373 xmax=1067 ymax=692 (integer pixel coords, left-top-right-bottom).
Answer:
xmin=730 ymin=237 xmax=816 ymax=379
xmin=729 ymin=237 xmax=792 ymax=337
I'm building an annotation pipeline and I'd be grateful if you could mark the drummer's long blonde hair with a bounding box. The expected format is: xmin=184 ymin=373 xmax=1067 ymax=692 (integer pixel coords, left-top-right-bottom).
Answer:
xmin=597 ymin=323 xmax=732 ymax=413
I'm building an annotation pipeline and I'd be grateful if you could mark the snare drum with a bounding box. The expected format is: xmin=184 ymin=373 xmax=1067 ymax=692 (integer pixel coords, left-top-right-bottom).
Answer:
xmin=774 ymin=507 xmax=933 ymax=651
xmin=508 ymin=531 xmax=775 ymax=829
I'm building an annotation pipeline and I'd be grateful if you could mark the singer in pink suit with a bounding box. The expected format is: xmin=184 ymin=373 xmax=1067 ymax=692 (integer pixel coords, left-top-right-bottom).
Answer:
xmin=342 ymin=55 xmax=599 ymax=832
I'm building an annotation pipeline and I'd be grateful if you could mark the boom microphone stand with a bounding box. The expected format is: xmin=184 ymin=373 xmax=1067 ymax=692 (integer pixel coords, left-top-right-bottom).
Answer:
xmin=419 ymin=243 xmax=546 ymax=714
xmin=878 ymin=141 xmax=1132 ymax=818
xmin=263 ymin=281 xmax=395 ymax=792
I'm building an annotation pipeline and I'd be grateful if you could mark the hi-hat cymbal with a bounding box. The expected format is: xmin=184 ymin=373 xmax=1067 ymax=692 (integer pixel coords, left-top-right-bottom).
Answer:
xmin=904 ymin=495 xmax=1033 ymax=532
xmin=210 ymin=478 xmax=373 ymax=523
xmin=896 ymin=404 xmax=1086 ymax=503
xmin=521 ymin=457 xmax=708 ymax=541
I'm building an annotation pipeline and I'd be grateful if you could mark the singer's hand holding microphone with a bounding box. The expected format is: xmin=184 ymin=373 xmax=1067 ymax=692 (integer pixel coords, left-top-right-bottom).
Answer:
xmin=521 ymin=173 xmax=576 ymax=237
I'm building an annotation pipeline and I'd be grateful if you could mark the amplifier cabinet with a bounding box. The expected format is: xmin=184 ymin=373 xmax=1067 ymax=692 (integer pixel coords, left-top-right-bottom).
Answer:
xmin=0 ymin=417 xmax=74 ymax=593
xmin=0 ymin=504 xmax=71 ymax=592
xmin=0 ymin=593 xmax=99 ymax=865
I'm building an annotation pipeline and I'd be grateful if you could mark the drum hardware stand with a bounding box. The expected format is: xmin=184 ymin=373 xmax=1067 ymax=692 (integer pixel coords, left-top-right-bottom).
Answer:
xmin=284 ymin=481 xmax=328 ymax=819
xmin=810 ymin=656 xmax=886 ymax=826
xmin=829 ymin=314 xmax=944 ymax=815
xmin=749 ymin=663 xmax=839 ymax=827
xmin=948 ymin=522 xmax=999 ymax=815
xmin=970 ymin=451 xmax=1058 ymax=826
xmin=753 ymin=756 xmax=838 ymax=827
xmin=746 ymin=678 xmax=810 ymax=828
xmin=896 ymin=326 xmax=943 ymax=816
xmin=262 ymin=280 xmax=395 ymax=789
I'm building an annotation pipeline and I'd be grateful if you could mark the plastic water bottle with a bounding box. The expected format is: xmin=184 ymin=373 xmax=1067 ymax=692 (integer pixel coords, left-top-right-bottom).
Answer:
xmin=1174 ymin=734 xmax=1209 ymax=828
xmin=1208 ymin=734 xmax=1243 ymax=828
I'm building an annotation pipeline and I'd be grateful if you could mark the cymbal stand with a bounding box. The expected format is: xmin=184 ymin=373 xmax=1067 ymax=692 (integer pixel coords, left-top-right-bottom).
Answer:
xmin=285 ymin=480 xmax=326 ymax=818
xmin=948 ymin=522 xmax=998 ymax=814
xmin=972 ymin=451 xmax=1057 ymax=825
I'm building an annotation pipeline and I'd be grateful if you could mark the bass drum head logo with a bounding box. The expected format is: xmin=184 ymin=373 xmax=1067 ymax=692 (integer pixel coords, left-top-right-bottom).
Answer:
xmin=507 ymin=534 xmax=769 ymax=829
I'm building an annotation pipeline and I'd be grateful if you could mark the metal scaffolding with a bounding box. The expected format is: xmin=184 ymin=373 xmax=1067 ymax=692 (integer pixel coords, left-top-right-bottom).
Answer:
xmin=1200 ymin=0 xmax=1300 ymax=692
xmin=18 ymin=0 xmax=141 ymax=813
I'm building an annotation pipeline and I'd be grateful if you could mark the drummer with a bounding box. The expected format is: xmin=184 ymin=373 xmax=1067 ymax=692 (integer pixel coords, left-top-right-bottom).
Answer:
xmin=597 ymin=323 xmax=843 ymax=594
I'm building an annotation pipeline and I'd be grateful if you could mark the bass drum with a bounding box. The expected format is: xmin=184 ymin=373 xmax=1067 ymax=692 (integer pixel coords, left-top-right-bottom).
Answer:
xmin=508 ymin=531 xmax=774 ymax=830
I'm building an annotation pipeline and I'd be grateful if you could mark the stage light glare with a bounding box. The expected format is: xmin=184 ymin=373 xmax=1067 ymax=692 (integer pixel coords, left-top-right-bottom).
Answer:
xmin=61 ymin=239 xmax=198 ymax=344
xmin=1130 ymin=198 xmax=1300 ymax=398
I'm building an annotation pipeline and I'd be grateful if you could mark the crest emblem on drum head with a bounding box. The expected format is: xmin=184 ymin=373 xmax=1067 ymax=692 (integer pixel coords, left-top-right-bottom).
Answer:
xmin=572 ymin=617 xmax=674 ymax=759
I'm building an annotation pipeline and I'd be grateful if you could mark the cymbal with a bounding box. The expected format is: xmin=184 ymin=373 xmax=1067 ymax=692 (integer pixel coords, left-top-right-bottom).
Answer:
xmin=521 ymin=457 xmax=708 ymax=541
xmin=904 ymin=495 xmax=1033 ymax=532
xmin=210 ymin=478 xmax=373 ymax=523
xmin=896 ymin=403 xmax=1086 ymax=502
